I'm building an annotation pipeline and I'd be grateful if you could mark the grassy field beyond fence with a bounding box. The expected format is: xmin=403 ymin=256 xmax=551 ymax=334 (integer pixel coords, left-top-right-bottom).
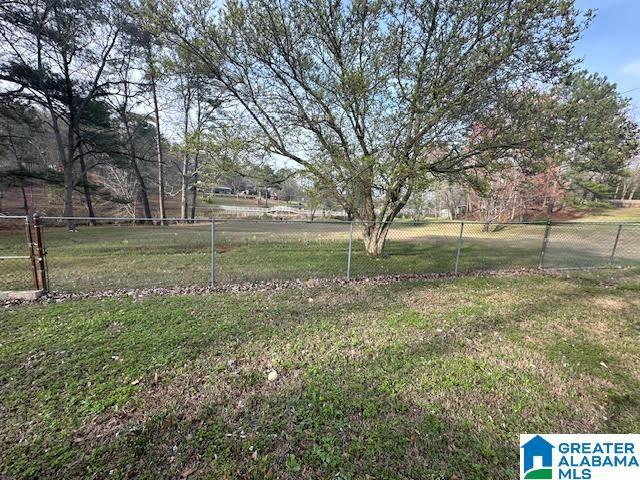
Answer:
xmin=1 ymin=219 xmax=639 ymax=292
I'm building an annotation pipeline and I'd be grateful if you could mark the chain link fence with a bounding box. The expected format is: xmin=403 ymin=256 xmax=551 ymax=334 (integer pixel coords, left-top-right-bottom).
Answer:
xmin=37 ymin=217 xmax=212 ymax=291
xmin=1 ymin=216 xmax=639 ymax=293
xmin=543 ymin=222 xmax=640 ymax=269
xmin=0 ymin=216 xmax=34 ymax=290
xmin=216 ymin=220 xmax=350 ymax=283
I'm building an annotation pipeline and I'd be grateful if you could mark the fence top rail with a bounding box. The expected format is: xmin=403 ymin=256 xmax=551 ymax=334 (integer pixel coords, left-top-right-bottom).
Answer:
xmin=40 ymin=216 xmax=213 ymax=222
xmin=0 ymin=215 xmax=28 ymax=219
xmin=21 ymin=216 xmax=640 ymax=227
xmin=390 ymin=220 xmax=640 ymax=226
xmin=211 ymin=218 xmax=350 ymax=225
xmin=39 ymin=216 xmax=352 ymax=226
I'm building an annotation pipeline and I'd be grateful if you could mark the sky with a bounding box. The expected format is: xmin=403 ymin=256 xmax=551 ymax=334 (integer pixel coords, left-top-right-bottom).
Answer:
xmin=574 ymin=0 xmax=640 ymax=117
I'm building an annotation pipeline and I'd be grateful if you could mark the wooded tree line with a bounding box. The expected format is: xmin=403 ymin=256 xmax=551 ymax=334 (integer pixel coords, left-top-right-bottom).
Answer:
xmin=1 ymin=0 xmax=638 ymax=253
xmin=0 ymin=0 xmax=223 ymax=228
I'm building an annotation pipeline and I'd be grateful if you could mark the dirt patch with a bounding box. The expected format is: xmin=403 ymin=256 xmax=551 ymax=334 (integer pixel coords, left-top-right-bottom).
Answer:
xmin=590 ymin=296 xmax=635 ymax=313
xmin=215 ymin=244 xmax=236 ymax=253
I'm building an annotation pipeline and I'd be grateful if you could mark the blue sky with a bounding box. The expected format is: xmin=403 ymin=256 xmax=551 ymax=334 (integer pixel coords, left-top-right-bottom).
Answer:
xmin=574 ymin=0 xmax=640 ymax=116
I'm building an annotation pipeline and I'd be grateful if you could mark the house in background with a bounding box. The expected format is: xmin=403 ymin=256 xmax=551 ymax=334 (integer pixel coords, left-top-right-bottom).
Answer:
xmin=212 ymin=186 xmax=233 ymax=195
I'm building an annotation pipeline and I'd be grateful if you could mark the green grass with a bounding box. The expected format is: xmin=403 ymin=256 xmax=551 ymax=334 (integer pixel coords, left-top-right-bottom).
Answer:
xmin=1 ymin=270 xmax=639 ymax=478
xmin=1 ymin=221 xmax=639 ymax=292
xmin=577 ymin=206 xmax=640 ymax=223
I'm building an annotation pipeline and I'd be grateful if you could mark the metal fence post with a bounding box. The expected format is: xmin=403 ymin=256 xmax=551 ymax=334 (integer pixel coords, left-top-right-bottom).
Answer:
xmin=32 ymin=214 xmax=48 ymax=292
xmin=210 ymin=220 xmax=216 ymax=287
xmin=454 ymin=221 xmax=464 ymax=274
xmin=610 ymin=224 xmax=623 ymax=264
xmin=346 ymin=221 xmax=354 ymax=279
xmin=24 ymin=215 xmax=40 ymax=290
xmin=538 ymin=221 xmax=552 ymax=269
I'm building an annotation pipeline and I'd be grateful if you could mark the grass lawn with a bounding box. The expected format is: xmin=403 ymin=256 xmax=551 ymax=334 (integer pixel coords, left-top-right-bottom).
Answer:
xmin=1 ymin=270 xmax=640 ymax=478
xmin=2 ymin=221 xmax=639 ymax=292
xmin=577 ymin=206 xmax=640 ymax=223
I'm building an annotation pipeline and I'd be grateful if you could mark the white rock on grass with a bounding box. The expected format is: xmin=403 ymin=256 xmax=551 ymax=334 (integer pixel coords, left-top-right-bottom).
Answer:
xmin=267 ymin=370 xmax=279 ymax=382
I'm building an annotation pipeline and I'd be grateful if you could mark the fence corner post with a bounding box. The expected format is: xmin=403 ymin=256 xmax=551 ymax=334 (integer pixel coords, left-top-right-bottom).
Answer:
xmin=538 ymin=220 xmax=552 ymax=269
xmin=454 ymin=221 xmax=464 ymax=274
xmin=346 ymin=221 xmax=354 ymax=279
xmin=210 ymin=219 xmax=216 ymax=287
xmin=610 ymin=224 xmax=623 ymax=264
xmin=25 ymin=214 xmax=39 ymax=290
xmin=32 ymin=213 xmax=48 ymax=292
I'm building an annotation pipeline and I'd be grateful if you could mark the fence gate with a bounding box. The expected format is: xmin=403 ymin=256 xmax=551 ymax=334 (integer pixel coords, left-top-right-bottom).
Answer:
xmin=0 ymin=215 xmax=47 ymax=292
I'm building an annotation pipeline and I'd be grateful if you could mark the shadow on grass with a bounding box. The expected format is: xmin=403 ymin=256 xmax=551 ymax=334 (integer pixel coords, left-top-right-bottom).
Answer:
xmin=3 ymin=273 xmax=640 ymax=478
xmin=3 ymin=276 xmax=636 ymax=478
xmin=75 ymin=323 xmax=522 ymax=479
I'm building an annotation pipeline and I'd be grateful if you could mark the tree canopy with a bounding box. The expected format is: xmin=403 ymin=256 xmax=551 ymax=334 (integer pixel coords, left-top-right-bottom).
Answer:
xmin=0 ymin=0 xmax=637 ymax=252
xmin=158 ymin=0 xmax=613 ymax=253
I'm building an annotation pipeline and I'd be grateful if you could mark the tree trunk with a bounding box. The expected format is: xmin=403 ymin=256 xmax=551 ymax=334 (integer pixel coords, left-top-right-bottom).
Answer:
xmin=180 ymin=153 xmax=189 ymax=219
xmin=362 ymin=222 xmax=391 ymax=256
xmin=190 ymin=152 xmax=199 ymax=219
xmin=49 ymin=111 xmax=75 ymax=230
xmin=148 ymin=59 xmax=166 ymax=223
xmin=63 ymin=163 xmax=76 ymax=230
xmin=547 ymin=199 xmax=555 ymax=216
xmin=122 ymin=113 xmax=152 ymax=219
xmin=78 ymin=144 xmax=96 ymax=225
xmin=134 ymin=166 xmax=152 ymax=220
xmin=20 ymin=185 xmax=29 ymax=216
xmin=357 ymin=180 xmax=411 ymax=256
xmin=180 ymin=90 xmax=191 ymax=220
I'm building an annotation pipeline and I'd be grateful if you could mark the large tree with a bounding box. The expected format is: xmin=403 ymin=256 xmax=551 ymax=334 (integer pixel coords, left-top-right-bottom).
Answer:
xmin=107 ymin=22 xmax=156 ymax=219
xmin=553 ymin=70 xmax=639 ymax=201
xmin=0 ymin=102 xmax=64 ymax=214
xmin=160 ymin=0 xmax=590 ymax=254
xmin=455 ymin=70 xmax=638 ymax=221
xmin=0 ymin=0 xmax=121 ymax=228
xmin=166 ymin=45 xmax=222 ymax=219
